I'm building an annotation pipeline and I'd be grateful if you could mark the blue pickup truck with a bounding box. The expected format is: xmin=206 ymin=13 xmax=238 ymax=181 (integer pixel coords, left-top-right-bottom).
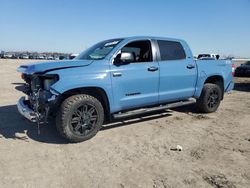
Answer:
xmin=17 ymin=36 xmax=234 ymax=142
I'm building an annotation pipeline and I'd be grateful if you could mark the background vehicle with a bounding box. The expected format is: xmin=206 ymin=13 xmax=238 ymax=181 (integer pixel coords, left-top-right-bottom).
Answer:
xmin=3 ymin=53 xmax=14 ymax=58
xmin=69 ymin=53 xmax=79 ymax=60
xmin=198 ymin=53 xmax=220 ymax=60
xmin=54 ymin=56 xmax=60 ymax=60
xmin=235 ymin=61 xmax=250 ymax=77
xmin=1 ymin=51 xmax=5 ymax=58
xmin=20 ymin=54 xmax=29 ymax=59
xmin=46 ymin=56 xmax=54 ymax=60
xmin=59 ymin=55 xmax=68 ymax=60
xmin=37 ymin=55 xmax=45 ymax=59
xmin=17 ymin=36 xmax=234 ymax=142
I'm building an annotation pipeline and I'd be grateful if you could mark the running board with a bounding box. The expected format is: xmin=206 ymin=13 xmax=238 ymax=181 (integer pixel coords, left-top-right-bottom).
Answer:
xmin=113 ymin=98 xmax=196 ymax=119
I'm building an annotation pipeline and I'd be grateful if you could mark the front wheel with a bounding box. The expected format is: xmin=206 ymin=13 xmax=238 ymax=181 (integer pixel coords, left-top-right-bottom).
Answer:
xmin=196 ymin=83 xmax=222 ymax=113
xmin=56 ymin=94 xmax=104 ymax=142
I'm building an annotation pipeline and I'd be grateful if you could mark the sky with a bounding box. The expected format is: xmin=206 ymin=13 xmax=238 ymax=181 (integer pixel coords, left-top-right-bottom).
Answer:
xmin=0 ymin=0 xmax=250 ymax=57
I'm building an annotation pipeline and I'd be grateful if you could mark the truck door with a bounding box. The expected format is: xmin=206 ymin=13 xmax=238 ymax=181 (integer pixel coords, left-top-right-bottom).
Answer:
xmin=110 ymin=40 xmax=159 ymax=112
xmin=157 ymin=40 xmax=197 ymax=103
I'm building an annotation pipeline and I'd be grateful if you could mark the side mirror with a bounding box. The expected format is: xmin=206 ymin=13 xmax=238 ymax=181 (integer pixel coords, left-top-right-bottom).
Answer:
xmin=114 ymin=52 xmax=135 ymax=65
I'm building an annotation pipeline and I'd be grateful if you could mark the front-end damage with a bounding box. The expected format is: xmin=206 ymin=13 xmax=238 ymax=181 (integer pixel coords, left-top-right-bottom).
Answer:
xmin=17 ymin=73 xmax=60 ymax=126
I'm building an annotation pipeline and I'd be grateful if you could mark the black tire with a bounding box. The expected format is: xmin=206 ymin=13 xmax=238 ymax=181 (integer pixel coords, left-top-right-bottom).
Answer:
xmin=56 ymin=94 xmax=104 ymax=142
xmin=196 ymin=83 xmax=222 ymax=113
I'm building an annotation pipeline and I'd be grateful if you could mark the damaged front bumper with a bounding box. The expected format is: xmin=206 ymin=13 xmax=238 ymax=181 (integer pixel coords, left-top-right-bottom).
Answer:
xmin=17 ymin=96 xmax=37 ymax=122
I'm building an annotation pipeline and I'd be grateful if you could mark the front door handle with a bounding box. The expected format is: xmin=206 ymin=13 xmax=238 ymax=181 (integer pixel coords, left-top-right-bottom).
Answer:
xmin=186 ymin=64 xmax=195 ymax=69
xmin=148 ymin=66 xmax=159 ymax=72
xmin=113 ymin=72 xmax=122 ymax=77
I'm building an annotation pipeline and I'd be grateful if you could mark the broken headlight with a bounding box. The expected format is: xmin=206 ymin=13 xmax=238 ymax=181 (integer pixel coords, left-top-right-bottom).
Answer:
xmin=41 ymin=74 xmax=59 ymax=91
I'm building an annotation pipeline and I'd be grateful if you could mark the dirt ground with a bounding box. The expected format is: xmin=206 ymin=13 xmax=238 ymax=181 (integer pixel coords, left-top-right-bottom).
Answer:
xmin=0 ymin=59 xmax=249 ymax=188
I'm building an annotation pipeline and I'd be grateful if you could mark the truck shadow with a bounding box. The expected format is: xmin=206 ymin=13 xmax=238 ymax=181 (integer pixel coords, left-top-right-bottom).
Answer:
xmin=0 ymin=105 xmax=171 ymax=144
xmin=171 ymin=104 xmax=198 ymax=113
xmin=233 ymin=82 xmax=250 ymax=92
xmin=0 ymin=105 xmax=68 ymax=144
xmin=102 ymin=110 xmax=172 ymax=131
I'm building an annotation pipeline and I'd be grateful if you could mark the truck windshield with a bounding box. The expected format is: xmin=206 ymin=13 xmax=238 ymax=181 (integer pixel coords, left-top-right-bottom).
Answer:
xmin=75 ymin=39 xmax=123 ymax=60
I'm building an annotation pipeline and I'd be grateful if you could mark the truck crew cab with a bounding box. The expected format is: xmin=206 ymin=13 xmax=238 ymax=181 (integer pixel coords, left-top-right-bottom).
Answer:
xmin=17 ymin=36 xmax=234 ymax=142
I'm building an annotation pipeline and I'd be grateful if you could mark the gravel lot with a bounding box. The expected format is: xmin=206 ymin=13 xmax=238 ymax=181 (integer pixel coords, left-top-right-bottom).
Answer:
xmin=0 ymin=59 xmax=249 ymax=188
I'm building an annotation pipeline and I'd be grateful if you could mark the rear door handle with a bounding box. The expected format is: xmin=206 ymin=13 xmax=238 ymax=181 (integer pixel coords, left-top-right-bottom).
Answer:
xmin=186 ymin=64 xmax=195 ymax=69
xmin=148 ymin=66 xmax=159 ymax=72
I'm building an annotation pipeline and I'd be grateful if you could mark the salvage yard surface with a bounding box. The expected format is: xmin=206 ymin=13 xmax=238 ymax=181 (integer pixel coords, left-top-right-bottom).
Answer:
xmin=0 ymin=59 xmax=249 ymax=188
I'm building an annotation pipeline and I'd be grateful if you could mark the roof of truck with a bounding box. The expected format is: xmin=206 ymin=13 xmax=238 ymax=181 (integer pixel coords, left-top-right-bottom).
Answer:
xmin=123 ymin=36 xmax=186 ymax=43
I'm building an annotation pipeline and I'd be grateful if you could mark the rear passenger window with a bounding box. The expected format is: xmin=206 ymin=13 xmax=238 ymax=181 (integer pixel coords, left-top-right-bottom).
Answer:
xmin=157 ymin=40 xmax=186 ymax=61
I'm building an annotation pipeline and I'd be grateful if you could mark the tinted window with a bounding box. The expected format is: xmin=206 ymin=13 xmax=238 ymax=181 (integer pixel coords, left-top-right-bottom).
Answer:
xmin=121 ymin=40 xmax=152 ymax=63
xmin=157 ymin=40 xmax=186 ymax=61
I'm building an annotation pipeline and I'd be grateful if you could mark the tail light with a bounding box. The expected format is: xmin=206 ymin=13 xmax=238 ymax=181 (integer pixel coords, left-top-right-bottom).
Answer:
xmin=232 ymin=64 xmax=235 ymax=76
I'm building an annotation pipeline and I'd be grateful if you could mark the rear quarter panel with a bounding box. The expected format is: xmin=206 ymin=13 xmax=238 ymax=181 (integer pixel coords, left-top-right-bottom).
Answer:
xmin=194 ymin=59 xmax=233 ymax=98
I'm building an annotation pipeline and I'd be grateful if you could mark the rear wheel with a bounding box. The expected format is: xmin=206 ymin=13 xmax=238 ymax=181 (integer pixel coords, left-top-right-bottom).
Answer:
xmin=196 ymin=83 xmax=222 ymax=113
xmin=56 ymin=94 xmax=104 ymax=142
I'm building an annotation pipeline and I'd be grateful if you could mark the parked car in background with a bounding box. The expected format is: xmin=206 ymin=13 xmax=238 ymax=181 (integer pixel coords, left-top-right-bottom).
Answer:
xmin=11 ymin=54 xmax=19 ymax=59
xmin=59 ymin=55 xmax=68 ymax=60
xmin=1 ymin=51 xmax=5 ymax=58
xmin=3 ymin=54 xmax=14 ymax=58
xmin=17 ymin=36 xmax=234 ymax=142
xmin=198 ymin=54 xmax=219 ymax=60
xmin=235 ymin=61 xmax=250 ymax=77
xmin=54 ymin=56 xmax=60 ymax=60
xmin=37 ymin=55 xmax=45 ymax=59
xmin=46 ymin=56 xmax=54 ymax=60
xmin=69 ymin=53 xmax=79 ymax=60
xmin=20 ymin=54 xmax=29 ymax=59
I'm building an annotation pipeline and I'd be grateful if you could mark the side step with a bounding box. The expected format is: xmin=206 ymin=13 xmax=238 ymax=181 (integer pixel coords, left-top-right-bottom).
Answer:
xmin=113 ymin=98 xmax=196 ymax=119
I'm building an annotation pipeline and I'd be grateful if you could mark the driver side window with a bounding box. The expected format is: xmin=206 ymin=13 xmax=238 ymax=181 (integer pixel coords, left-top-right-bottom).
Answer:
xmin=121 ymin=40 xmax=152 ymax=63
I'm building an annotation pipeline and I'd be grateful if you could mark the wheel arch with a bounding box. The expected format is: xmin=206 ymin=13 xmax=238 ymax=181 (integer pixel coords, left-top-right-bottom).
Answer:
xmin=56 ymin=86 xmax=111 ymax=122
xmin=204 ymin=75 xmax=224 ymax=100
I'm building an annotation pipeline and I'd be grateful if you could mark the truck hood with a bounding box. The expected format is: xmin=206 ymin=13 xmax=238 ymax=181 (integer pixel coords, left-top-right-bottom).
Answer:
xmin=17 ymin=60 xmax=93 ymax=74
